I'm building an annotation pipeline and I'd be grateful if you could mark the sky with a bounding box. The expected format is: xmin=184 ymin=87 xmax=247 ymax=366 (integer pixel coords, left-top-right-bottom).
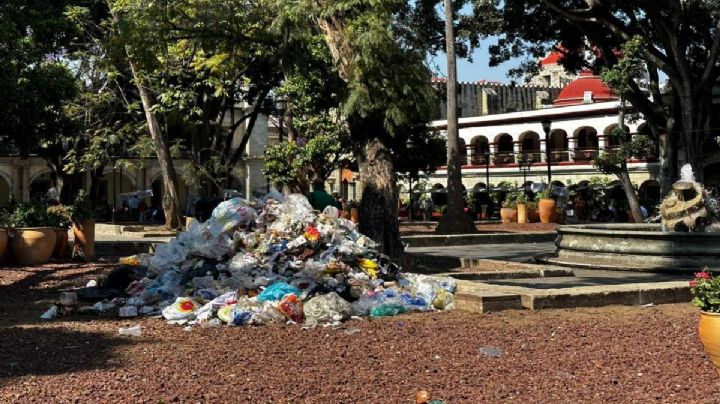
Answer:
xmin=428 ymin=37 xmax=525 ymax=83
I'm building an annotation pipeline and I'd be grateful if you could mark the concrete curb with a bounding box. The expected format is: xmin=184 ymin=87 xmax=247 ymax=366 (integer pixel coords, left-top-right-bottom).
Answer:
xmin=403 ymin=232 xmax=557 ymax=247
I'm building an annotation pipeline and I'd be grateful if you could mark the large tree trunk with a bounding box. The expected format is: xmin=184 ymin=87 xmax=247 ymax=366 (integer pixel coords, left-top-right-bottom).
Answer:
xmin=436 ymin=0 xmax=476 ymax=235
xmin=618 ymin=162 xmax=643 ymax=223
xmin=356 ymin=136 xmax=403 ymax=258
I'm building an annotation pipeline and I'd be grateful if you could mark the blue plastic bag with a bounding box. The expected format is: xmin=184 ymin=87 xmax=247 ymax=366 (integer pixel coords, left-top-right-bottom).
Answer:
xmin=257 ymin=282 xmax=302 ymax=302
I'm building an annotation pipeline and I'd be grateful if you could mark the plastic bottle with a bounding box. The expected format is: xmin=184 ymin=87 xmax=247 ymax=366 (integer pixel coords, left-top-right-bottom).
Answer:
xmin=118 ymin=324 xmax=142 ymax=336
xmin=370 ymin=304 xmax=407 ymax=317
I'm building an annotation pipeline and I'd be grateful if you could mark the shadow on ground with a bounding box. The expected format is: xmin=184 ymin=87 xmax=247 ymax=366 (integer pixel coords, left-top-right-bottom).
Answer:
xmin=0 ymin=326 xmax=137 ymax=383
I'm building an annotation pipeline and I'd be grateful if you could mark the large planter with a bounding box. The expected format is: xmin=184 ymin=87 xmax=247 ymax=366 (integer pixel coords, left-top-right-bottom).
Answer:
xmin=72 ymin=219 xmax=96 ymax=261
xmin=0 ymin=228 xmax=7 ymax=262
xmin=538 ymin=198 xmax=557 ymax=224
xmin=699 ymin=311 xmax=720 ymax=377
xmin=9 ymin=227 xmax=57 ymax=266
xmin=517 ymin=204 xmax=528 ymax=224
xmin=500 ymin=208 xmax=517 ymax=224
xmin=53 ymin=228 xmax=69 ymax=259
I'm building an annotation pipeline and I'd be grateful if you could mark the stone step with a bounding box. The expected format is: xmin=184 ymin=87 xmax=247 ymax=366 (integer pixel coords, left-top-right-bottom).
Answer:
xmin=454 ymin=291 xmax=524 ymax=313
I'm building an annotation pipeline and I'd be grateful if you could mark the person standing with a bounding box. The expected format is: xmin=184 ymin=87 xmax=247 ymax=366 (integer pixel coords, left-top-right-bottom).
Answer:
xmin=307 ymin=178 xmax=339 ymax=212
xmin=128 ymin=194 xmax=141 ymax=221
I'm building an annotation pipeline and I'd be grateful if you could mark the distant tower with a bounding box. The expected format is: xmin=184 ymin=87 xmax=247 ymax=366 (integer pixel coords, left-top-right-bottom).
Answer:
xmin=529 ymin=49 xmax=577 ymax=88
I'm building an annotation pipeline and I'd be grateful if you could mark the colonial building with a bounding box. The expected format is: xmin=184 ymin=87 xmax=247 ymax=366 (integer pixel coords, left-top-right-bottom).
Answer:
xmin=428 ymin=70 xmax=662 ymax=202
xmin=0 ymin=106 xmax=270 ymax=212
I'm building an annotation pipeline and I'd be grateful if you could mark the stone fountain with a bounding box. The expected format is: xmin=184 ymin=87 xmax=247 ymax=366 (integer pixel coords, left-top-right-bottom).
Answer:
xmin=538 ymin=165 xmax=720 ymax=272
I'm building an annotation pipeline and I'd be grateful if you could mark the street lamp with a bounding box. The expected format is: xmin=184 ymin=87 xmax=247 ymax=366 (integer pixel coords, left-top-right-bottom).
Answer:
xmin=275 ymin=95 xmax=289 ymax=142
xmin=518 ymin=153 xmax=533 ymax=190
xmin=541 ymin=119 xmax=552 ymax=184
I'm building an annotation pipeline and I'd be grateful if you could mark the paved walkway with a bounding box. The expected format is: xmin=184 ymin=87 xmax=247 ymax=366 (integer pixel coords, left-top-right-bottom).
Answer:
xmin=406 ymin=242 xmax=556 ymax=265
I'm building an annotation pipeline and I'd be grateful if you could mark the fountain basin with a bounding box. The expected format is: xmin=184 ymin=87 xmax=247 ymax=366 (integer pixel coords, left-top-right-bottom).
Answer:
xmin=537 ymin=223 xmax=720 ymax=272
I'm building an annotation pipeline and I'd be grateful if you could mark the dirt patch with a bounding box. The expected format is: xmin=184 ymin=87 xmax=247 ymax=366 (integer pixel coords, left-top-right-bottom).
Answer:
xmin=0 ymin=261 xmax=716 ymax=403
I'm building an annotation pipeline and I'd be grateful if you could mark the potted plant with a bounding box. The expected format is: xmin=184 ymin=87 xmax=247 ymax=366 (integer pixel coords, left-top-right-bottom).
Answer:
xmin=69 ymin=190 xmax=97 ymax=261
xmin=0 ymin=210 xmax=9 ymax=262
xmin=516 ymin=193 xmax=529 ymax=224
xmin=8 ymin=202 xmax=58 ymax=265
xmin=690 ymin=270 xmax=720 ymax=376
xmin=346 ymin=200 xmax=360 ymax=223
xmin=537 ymin=185 xmax=556 ymax=224
xmin=46 ymin=205 xmax=71 ymax=259
xmin=500 ymin=192 xmax=519 ymax=224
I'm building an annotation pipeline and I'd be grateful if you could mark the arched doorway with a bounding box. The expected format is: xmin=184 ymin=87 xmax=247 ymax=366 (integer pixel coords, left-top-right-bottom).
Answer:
xmin=470 ymin=136 xmax=489 ymax=165
xmin=0 ymin=175 xmax=10 ymax=208
xmin=603 ymin=124 xmax=631 ymax=149
xmin=519 ymin=131 xmax=541 ymax=161
xmin=549 ymin=129 xmax=569 ymax=161
xmin=29 ymin=172 xmax=52 ymax=202
xmin=574 ymin=126 xmax=599 ymax=161
xmin=495 ymin=133 xmax=514 ymax=164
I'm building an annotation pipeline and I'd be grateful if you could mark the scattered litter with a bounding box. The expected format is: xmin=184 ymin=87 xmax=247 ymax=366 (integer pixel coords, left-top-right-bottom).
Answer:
xmin=343 ymin=327 xmax=361 ymax=335
xmin=118 ymin=306 xmax=138 ymax=317
xmin=478 ymin=346 xmax=504 ymax=358
xmin=641 ymin=303 xmax=655 ymax=307
xmin=59 ymin=292 xmax=78 ymax=306
xmin=118 ymin=324 xmax=142 ymax=336
xmin=46 ymin=194 xmax=457 ymax=328
xmin=40 ymin=305 xmax=58 ymax=320
xmin=86 ymin=280 xmax=97 ymax=287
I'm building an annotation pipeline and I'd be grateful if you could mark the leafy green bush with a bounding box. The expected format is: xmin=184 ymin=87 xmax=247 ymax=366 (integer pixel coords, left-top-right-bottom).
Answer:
xmin=46 ymin=205 xmax=72 ymax=228
xmin=10 ymin=202 xmax=49 ymax=227
xmin=68 ymin=190 xmax=96 ymax=224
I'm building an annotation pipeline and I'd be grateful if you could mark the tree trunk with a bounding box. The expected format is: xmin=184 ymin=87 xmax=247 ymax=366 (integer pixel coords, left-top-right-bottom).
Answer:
xmin=619 ymin=162 xmax=643 ymax=223
xmin=436 ymin=0 xmax=476 ymax=235
xmin=126 ymin=66 xmax=182 ymax=229
xmin=657 ymin=129 xmax=674 ymax=197
xmin=356 ymin=136 xmax=403 ymax=258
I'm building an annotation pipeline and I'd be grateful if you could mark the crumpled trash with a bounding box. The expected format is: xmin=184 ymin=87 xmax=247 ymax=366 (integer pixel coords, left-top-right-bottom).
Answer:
xmin=257 ymin=282 xmax=302 ymax=302
xmin=49 ymin=193 xmax=457 ymax=326
xmin=41 ymin=306 xmax=58 ymax=320
xmin=118 ymin=324 xmax=142 ymax=336
xmin=478 ymin=346 xmax=504 ymax=358
xmin=162 ymin=297 xmax=200 ymax=320
xmin=304 ymin=292 xmax=353 ymax=323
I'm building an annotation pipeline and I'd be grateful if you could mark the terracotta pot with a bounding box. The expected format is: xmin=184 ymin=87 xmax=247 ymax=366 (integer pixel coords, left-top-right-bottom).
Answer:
xmin=538 ymin=198 xmax=557 ymax=224
xmin=527 ymin=208 xmax=540 ymax=223
xmin=9 ymin=227 xmax=57 ymax=265
xmin=53 ymin=228 xmax=69 ymax=259
xmin=72 ymin=219 xmax=96 ymax=261
xmin=517 ymin=204 xmax=528 ymax=224
xmin=0 ymin=228 xmax=7 ymax=262
xmin=500 ymin=208 xmax=517 ymax=224
xmin=350 ymin=207 xmax=360 ymax=223
xmin=699 ymin=311 xmax=720 ymax=377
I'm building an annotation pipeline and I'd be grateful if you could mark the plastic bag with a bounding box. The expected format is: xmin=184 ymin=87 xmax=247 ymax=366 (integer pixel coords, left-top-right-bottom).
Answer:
xmin=357 ymin=259 xmax=379 ymax=280
xmin=278 ymin=294 xmax=304 ymax=323
xmin=162 ymin=297 xmax=200 ymax=320
xmin=304 ymin=292 xmax=353 ymax=323
xmin=370 ymin=303 xmax=407 ymax=317
xmin=207 ymin=198 xmax=256 ymax=236
xmin=432 ymin=289 xmax=455 ymax=310
xmin=257 ymin=282 xmax=302 ymax=302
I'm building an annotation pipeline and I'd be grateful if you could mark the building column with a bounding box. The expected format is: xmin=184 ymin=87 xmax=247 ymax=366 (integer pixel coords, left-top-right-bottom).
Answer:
xmin=11 ymin=164 xmax=21 ymax=200
xmin=513 ymin=141 xmax=521 ymax=155
xmin=488 ymin=143 xmax=497 ymax=165
xmin=598 ymin=135 xmax=607 ymax=150
xmin=466 ymin=143 xmax=473 ymax=164
xmin=136 ymin=168 xmax=146 ymax=191
xmin=21 ymin=165 xmax=30 ymax=202
xmin=539 ymin=139 xmax=547 ymax=162
xmin=568 ymin=137 xmax=577 ymax=163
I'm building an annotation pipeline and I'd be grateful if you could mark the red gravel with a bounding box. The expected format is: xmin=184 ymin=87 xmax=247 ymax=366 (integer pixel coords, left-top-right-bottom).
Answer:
xmin=401 ymin=222 xmax=556 ymax=236
xmin=0 ymin=261 xmax=717 ymax=403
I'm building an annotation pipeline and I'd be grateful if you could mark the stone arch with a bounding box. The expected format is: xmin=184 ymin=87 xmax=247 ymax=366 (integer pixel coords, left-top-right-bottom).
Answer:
xmin=494 ymin=133 xmax=513 ymax=154
xmin=99 ymin=169 xmax=137 ymax=208
xmin=470 ymin=135 xmax=489 ymax=165
xmin=519 ymin=131 xmax=540 ymax=152
xmin=29 ymin=170 xmax=53 ymax=202
xmin=574 ymin=126 xmax=599 ymax=150
xmin=603 ymin=124 xmax=631 ymax=148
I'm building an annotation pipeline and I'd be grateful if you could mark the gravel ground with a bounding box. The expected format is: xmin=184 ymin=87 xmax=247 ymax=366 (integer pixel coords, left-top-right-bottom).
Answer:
xmin=1 ymin=260 xmax=718 ymax=403
xmin=401 ymin=222 xmax=556 ymax=236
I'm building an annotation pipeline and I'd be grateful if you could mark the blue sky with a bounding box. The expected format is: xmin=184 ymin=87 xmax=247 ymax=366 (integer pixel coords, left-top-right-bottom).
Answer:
xmin=428 ymin=38 xmax=524 ymax=83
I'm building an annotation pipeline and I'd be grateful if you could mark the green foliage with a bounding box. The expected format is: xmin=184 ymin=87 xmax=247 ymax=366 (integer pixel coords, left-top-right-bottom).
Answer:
xmin=600 ymin=36 xmax=646 ymax=97
xmin=537 ymin=186 xmax=553 ymax=200
xmin=69 ymin=190 xmax=97 ymax=223
xmin=46 ymin=205 xmax=72 ymax=229
xmin=264 ymin=141 xmax=311 ymax=190
xmin=691 ymin=271 xmax=720 ymax=313
xmin=0 ymin=211 xmax=10 ymax=228
xmin=502 ymin=192 xmax=523 ymax=209
xmin=593 ymin=134 xmax=655 ymax=175
xmin=10 ymin=203 xmax=51 ymax=228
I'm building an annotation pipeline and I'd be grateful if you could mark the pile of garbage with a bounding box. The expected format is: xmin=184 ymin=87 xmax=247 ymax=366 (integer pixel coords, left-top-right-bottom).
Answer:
xmin=46 ymin=193 xmax=457 ymax=328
